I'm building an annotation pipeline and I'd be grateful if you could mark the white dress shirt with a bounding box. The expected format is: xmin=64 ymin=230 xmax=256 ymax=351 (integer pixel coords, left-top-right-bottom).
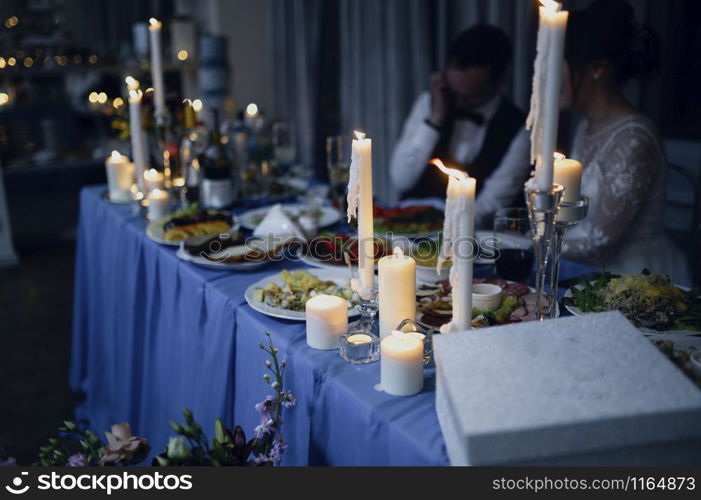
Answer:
xmin=389 ymin=91 xmax=531 ymax=227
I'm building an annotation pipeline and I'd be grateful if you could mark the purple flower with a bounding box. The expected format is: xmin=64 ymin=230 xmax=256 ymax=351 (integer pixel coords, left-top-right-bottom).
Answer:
xmin=262 ymin=433 xmax=288 ymax=465
xmin=66 ymin=453 xmax=89 ymax=467
xmin=254 ymin=396 xmax=275 ymax=417
xmin=254 ymin=417 xmax=275 ymax=439
xmin=281 ymin=391 xmax=296 ymax=408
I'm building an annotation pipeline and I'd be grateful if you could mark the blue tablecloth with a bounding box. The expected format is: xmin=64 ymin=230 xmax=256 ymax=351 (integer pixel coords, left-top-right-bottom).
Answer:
xmin=70 ymin=185 xmax=594 ymax=465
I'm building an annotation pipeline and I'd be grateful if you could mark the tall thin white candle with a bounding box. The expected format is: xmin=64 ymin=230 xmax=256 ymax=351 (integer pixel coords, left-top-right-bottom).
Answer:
xmin=432 ymin=159 xmax=476 ymax=333
xmin=148 ymin=18 xmax=166 ymax=121
xmin=347 ymin=131 xmax=374 ymax=298
xmin=526 ymin=0 xmax=569 ymax=192
xmin=128 ymin=88 xmax=148 ymax=192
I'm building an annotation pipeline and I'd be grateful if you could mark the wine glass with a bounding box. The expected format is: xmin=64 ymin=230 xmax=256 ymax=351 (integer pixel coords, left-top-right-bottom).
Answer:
xmin=493 ymin=207 xmax=534 ymax=283
xmin=326 ymin=135 xmax=350 ymax=212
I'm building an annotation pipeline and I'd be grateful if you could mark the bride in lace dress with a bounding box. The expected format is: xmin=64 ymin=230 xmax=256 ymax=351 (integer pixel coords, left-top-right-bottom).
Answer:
xmin=560 ymin=0 xmax=690 ymax=285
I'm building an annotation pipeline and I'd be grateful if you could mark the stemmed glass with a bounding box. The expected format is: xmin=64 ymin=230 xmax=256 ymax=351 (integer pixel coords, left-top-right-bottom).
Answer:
xmin=493 ymin=208 xmax=534 ymax=283
xmin=326 ymin=136 xmax=351 ymax=213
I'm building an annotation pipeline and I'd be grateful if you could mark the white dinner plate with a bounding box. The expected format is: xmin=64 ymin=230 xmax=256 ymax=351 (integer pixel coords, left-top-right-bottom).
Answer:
xmin=239 ymin=204 xmax=341 ymax=231
xmin=176 ymin=245 xmax=270 ymax=272
xmin=299 ymin=254 xmax=384 ymax=273
xmin=563 ymin=282 xmax=699 ymax=337
xmin=244 ymin=267 xmax=360 ymax=321
xmin=146 ymin=212 xmax=238 ymax=247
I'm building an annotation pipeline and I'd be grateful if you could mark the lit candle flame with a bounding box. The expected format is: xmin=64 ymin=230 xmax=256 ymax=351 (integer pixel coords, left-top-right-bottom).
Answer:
xmin=110 ymin=150 xmax=122 ymax=160
xmin=393 ymin=246 xmax=404 ymax=258
xmin=144 ymin=168 xmax=159 ymax=180
xmin=128 ymin=89 xmax=142 ymax=102
xmin=553 ymin=152 xmax=566 ymax=161
xmin=390 ymin=329 xmax=407 ymax=338
xmin=125 ymin=76 xmax=139 ymax=91
xmin=354 ymin=130 xmax=366 ymax=141
xmin=430 ymin=158 xmax=468 ymax=181
xmin=539 ymin=0 xmax=562 ymax=13
xmin=149 ymin=17 xmax=161 ymax=28
xmin=245 ymin=102 xmax=258 ymax=116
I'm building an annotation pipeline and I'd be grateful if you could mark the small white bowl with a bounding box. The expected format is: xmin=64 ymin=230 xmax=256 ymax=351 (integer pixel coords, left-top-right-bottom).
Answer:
xmin=472 ymin=283 xmax=503 ymax=310
xmin=690 ymin=351 xmax=701 ymax=378
xmin=416 ymin=264 xmax=450 ymax=283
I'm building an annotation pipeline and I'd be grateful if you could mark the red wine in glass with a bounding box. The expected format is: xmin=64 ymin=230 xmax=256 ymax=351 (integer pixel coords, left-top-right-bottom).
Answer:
xmin=495 ymin=247 xmax=534 ymax=283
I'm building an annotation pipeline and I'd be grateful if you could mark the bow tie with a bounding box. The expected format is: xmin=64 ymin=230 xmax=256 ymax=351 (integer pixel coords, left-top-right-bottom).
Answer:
xmin=452 ymin=109 xmax=485 ymax=126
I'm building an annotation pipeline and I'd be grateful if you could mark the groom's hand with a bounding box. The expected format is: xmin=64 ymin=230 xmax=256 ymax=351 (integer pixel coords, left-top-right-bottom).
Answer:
xmin=429 ymin=72 xmax=451 ymax=128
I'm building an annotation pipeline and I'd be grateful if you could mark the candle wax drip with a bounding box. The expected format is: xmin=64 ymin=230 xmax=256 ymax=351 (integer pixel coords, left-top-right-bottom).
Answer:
xmin=526 ymin=20 xmax=546 ymax=167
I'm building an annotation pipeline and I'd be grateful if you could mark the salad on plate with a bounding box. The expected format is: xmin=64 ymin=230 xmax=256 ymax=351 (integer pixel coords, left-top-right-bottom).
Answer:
xmin=563 ymin=271 xmax=701 ymax=332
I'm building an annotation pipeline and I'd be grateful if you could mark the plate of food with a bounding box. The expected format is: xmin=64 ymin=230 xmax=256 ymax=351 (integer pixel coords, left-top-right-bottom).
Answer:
xmin=300 ymin=232 xmax=390 ymax=271
xmin=146 ymin=204 xmax=237 ymax=246
xmin=412 ymin=233 xmax=497 ymax=282
xmin=562 ymin=271 xmax=701 ymax=335
xmin=650 ymin=337 xmax=701 ymax=388
xmin=373 ymin=204 xmax=444 ymax=239
xmin=175 ymin=232 xmax=291 ymax=271
xmin=416 ymin=278 xmax=556 ymax=331
xmin=239 ymin=204 xmax=341 ymax=231
xmin=245 ymin=268 xmax=361 ymax=320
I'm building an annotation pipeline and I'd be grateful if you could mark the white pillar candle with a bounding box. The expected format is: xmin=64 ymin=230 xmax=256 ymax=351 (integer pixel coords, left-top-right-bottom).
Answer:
xmin=148 ymin=18 xmax=166 ymax=121
xmin=526 ymin=0 xmax=569 ymax=192
xmin=128 ymin=88 xmax=148 ymax=192
xmin=432 ymin=159 xmax=476 ymax=333
xmin=147 ymin=188 xmax=170 ymax=220
xmin=553 ymin=152 xmax=582 ymax=203
xmin=346 ymin=131 xmax=374 ymax=298
xmin=105 ymin=151 xmax=135 ymax=202
xmin=553 ymin=152 xmax=583 ymax=222
xmin=378 ymin=246 xmax=416 ymax=338
xmin=380 ymin=331 xmax=424 ymax=396
xmin=143 ymin=168 xmax=165 ymax=192
xmin=305 ymin=294 xmax=348 ymax=350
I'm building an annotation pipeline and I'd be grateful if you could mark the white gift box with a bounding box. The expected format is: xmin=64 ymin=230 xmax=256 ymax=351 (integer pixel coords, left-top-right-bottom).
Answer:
xmin=434 ymin=311 xmax=701 ymax=465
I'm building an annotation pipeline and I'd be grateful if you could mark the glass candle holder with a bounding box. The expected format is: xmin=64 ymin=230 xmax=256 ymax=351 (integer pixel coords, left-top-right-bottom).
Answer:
xmin=339 ymin=330 xmax=380 ymax=364
xmin=395 ymin=318 xmax=432 ymax=365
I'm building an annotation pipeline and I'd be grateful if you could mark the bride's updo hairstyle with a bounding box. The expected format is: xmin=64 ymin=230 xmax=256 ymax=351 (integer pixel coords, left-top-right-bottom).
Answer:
xmin=565 ymin=0 xmax=661 ymax=85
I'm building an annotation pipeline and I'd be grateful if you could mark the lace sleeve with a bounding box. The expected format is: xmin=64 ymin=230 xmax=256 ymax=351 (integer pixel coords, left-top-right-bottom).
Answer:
xmin=563 ymin=126 xmax=663 ymax=263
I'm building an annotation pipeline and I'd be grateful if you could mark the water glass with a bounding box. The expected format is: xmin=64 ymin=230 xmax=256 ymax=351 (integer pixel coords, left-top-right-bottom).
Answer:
xmin=493 ymin=207 xmax=534 ymax=283
xmin=326 ymin=135 xmax=351 ymax=211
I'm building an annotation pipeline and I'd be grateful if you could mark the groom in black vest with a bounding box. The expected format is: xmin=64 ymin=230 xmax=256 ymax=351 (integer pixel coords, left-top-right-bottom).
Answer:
xmin=389 ymin=24 xmax=530 ymax=227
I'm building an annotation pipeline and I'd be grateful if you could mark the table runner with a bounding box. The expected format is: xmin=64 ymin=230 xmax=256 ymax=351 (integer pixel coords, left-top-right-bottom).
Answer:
xmin=70 ymin=185 xmax=594 ymax=465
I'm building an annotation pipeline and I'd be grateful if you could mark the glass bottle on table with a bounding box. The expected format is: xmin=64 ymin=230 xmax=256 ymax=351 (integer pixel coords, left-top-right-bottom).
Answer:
xmin=180 ymin=102 xmax=206 ymax=204
xmin=201 ymin=108 xmax=235 ymax=209
xmin=272 ymin=121 xmax=296 ymax=168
